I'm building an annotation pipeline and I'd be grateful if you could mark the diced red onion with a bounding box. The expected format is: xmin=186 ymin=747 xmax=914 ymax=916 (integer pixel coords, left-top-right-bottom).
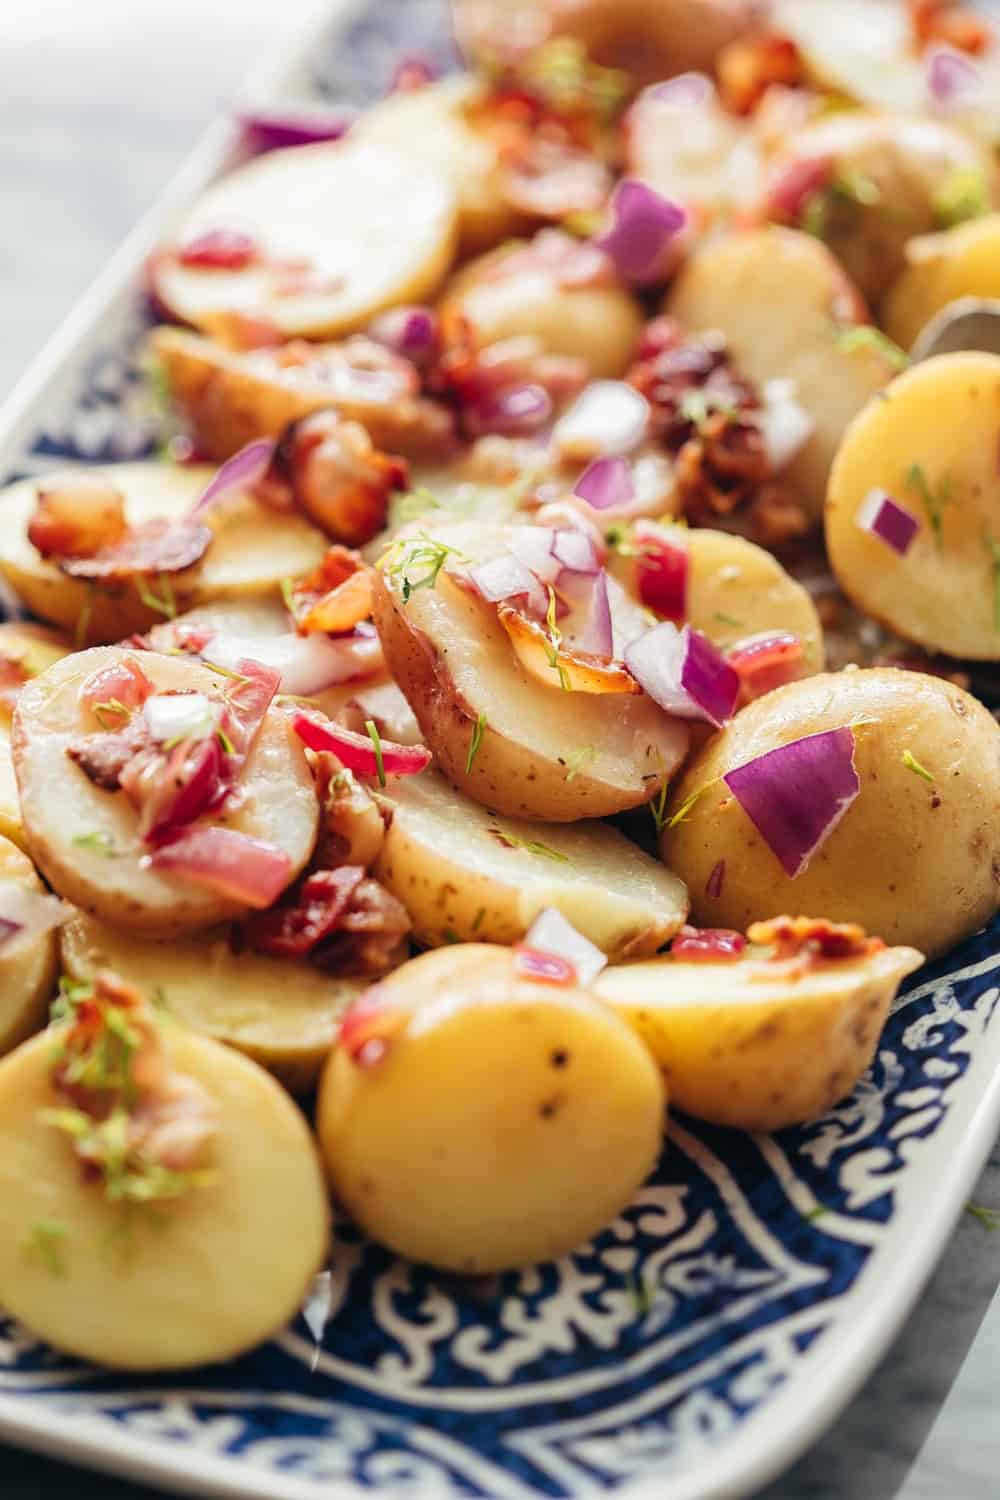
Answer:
xmin=79 ymin=657 xmax=154 ymax=719
xmin=292 ymin=710 xmax=431 ymax=778
xmin=143 ymin=692 xmax=219 ymax=745
xmin=927 ymin=46 xmax=981 ymax=108
xmin=512 ymin=947 xmax=577 ymax=986
xmin=582 ymin=569 xmax=614 ymax=658
xmin=469 ymin=553 xmax=543 ymax=606
xmin=625 ymin=622 xmax=738 ymax=727
xmin=757 ymin=379 xmax=814 ymax=473
xmin=237 ymin=103 xmax=355 ymax=152
xmin=671 ymin=926 xmax=746 ymax=962
xmin=465 ymin=383 xmax=552 ymax=437
xmin=367 ymin=305 xmax=440 ymax=368
xmin=139 ymin=736 xmax=226 ymax=846
xmin=522 ymin=908 xmax=608 ymax=986
xmin=203 ymin=630 xmax=380 ymax=695
xmin=189 ymin=439 xmax=276 ymax=519
xmin=573 ymin=456 xmax=635 ymax=511
xmin=553 ymin=381 xmax=650 ymax=461
xmin=593 ymin=179 xmax=687 ymax=286
xmin=552 ymin=529 xmax=600 ymax=575
xmin=723 ymin=727 xmax=860 ymax=878
xmin=645 ymin=72 xmax=715 ymax=108
xmin=150 ymin=827 xmax=292 ymax=907
xmin=0 ymin=883 xmax=69 ymax=952
xmin=856 ymin=488 xmax=919 ymax=557
xmin=634 ymin=525 xmax=688 ymax=622
xmin=507 ymin=528 xmax=562 ymax=585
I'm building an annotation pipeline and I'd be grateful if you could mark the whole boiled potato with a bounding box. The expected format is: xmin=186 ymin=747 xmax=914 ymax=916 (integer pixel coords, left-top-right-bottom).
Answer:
xmin=885 ymin=215 xmax=1000 ymax=350
xmin=317 ymin=944 xmax=665 ymax=1271
xmin=661 ymin=669 xmax=1000 ymax=957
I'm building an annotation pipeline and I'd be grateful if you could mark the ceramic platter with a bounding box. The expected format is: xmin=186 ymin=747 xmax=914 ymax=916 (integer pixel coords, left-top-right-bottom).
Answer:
xmin=0 ymin=2 xmax=997 ymax=1497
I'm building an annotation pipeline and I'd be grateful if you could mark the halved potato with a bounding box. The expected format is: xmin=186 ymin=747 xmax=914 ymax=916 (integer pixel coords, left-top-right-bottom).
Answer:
xmin=0 ymin=729 xmax=25 ymax=852
xmin=375 ymin=768 xmax=687 ymax=955
xmin=0 ymin=623 xmax=72 ymax=717
xmin=150 ymin=326 xmax=453 ymax=463
xmin=595 ymin=939 xmax=923 ymax=1131
xmin=154 ymin=141 xmax=458 ymax=339
xmin=826 ymin=352 xmax=1000 ymax=660
xmin=354 ymin=75 xmax=524 ymax=255
xmin=372 ymin=522 xmax=689 ymax=819
xmin=0 ymin=1025 xmax=328 ymax=1368
xmin=0 ymin=463 xmax=327 ymax=644
xmin=0 ymin=837 xmax=59 ymax=1057
xmin=13 ymin=647 xmax=318 ymax=937
xmin=60 ymin=911 xmax=366 ymax=1094
xmin=885 ymin=215 xmax=1000 ymax=350
xmin=666 ymin=228 xmax=896 ymax=521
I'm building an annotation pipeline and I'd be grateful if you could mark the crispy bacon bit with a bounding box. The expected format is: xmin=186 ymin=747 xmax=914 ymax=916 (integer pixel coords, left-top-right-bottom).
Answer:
xmin=747 ymin=915 xmax=880 ymax=960
xmin=79 ymin=657 xmax=154 ymax=725
xmin=718 ymin=32 xmax=805 ymax=114
xmin=67 ymin=715 xmax=155 ymax=791
xmin=262 ymin=412 xmax=407 ymax=547
xmin=200 ymin=310 xmax=286 ymax=351
xmin=28 ymin=481 xmax=127 ymax=560
xmin=907 ymin=0 xmax=991 ymax=53
xmin=178 ymin=229 xmax=260 ymax=270
xmin=245 ymin=866 xmax=409 ymax=975
xmin=744 ymin=486 xmax=810 ymax=549
xmin=671 ymin=925 xmax=747 ymax=962
xmin=60 ymin=518 xmax=213 ymax=582
xmin=286 ymin=546 xmax=375 ymax=635
xmin=431 ymin=321 xmax=587 ymax=438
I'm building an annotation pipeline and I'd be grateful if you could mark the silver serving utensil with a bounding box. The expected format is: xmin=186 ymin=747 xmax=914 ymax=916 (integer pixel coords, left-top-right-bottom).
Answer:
xmin=910 ymin=296 xmax=1000 ymax=362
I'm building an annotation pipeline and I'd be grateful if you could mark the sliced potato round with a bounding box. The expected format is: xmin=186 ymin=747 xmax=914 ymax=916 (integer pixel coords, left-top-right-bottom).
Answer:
xmin=666 ymin=227 xmax=895 ymax=521
xmin=317 ymin=944 xmax=665 ymax=1271
xmin=595 ymin=940 xmax=923 ymax=1131
xmin=375 ymin=768 xmax=687 ymax=955
xmin=13 ymin=647 xmax=318 ymax=937
xmin=661 ymin=669 xmax=1000 ymax=957
xmin=885 ymin=215 xmax=1000 ymax=350
xmin=0 ymin=729 xmax=25 ymax=853
xmin=61 ymin=911 xmax=366 ymax=1094
xmin=372 ymin=522 xmax=689 ymax=820
xmin=0 ymin=1025 xmax=328 ymax=1368
xmin=0 ymin=837 xmax=59 ymax=1057
xmin=354 ymin=75 xmax=523 ymax=255
xmin=826 ymin=351 xmax=1000 ymax=660
xmin=155 ymin=141 xmax=458 ymax=339
xmin=0 ymin=463 xmax=327 ymax=644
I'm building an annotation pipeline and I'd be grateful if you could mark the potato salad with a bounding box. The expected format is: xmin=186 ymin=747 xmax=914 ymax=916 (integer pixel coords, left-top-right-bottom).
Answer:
xmin=0 ymin=0 xmax=996 ymax=1371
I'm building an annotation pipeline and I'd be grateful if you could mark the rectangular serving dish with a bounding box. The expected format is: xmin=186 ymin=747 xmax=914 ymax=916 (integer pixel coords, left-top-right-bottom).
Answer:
xmin=0 ymin=4 xmax=998 ymax=1499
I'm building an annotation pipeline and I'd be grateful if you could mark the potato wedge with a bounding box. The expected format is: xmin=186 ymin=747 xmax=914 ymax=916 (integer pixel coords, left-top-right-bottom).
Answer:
xmin=317 ymin=944 xmax=665 ymax=1271
xmin=374 ymin=768 xmax=687 ymax=955
xmin=60 ymin=911 xmax=366 ymax=1094
xmin=154 ymin=141 xmax=458 ymax=339
xmin=595 ymin=940 xmax=923 ymax=1131
xmin=0 ymin=1025 xmax=328 ymax=1368
xmin=661 ymin=669 xmax=1000 ymax=958
xmin=826 ymin=352 xmax=1000 ymax=660
xmin=0 ymin=837 xmax=59 ymax=1057
xmin=149 ymin=326 xmax=453 ymax=463
xmin=372 ymin=522 xmax=689 ymax=820
xmin=885 ymin=215 xmax=1000 ymax=351
xmin=13 ymin=647 xmax=318 ymax=937
xmin=0 ymin=463 xmax=327 ymax=644
xmin=666 ymin=228 xmax=895 ymax=521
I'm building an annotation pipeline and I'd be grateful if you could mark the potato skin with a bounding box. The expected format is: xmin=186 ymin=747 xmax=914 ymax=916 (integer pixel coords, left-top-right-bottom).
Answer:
xmin=661 ymin=669 xmax=1000 ymax=958
xmin=317 ymin=945 xmax=665 ymax=1271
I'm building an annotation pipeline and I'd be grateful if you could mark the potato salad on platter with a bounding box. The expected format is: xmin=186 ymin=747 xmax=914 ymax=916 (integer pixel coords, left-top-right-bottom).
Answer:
xmin=0 ymin=0 xmax=996 ymax=1372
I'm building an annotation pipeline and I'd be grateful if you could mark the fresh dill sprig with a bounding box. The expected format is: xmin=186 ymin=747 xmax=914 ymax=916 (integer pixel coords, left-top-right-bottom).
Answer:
xmin=465 ymin=711 xmax=487 ymax=774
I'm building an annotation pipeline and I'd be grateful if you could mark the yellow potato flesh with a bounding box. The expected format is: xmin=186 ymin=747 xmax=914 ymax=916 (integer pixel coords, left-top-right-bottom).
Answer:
xmin=595 ymin=943 xmax=922 ymax=1131
xmin=375 ymin=768 xmax=688 ymax=956
xmin=61 ymin=912 xmax=368 ymax=1094
xmin=0 ymin=1027 xmax=329 ymax=1368
xmin=14 ymin=647 xmax=319 ymax=937
xmin=0 ymin=623 xmax=72 ymax=719
xmin=826 ymin=352 xmax=1000 ymax=660
xmin=373 ymin=523 xmax=689 ymax=820
xmin=317 ymin=944 xmax=665 ymax=1271
xmin=661 ymin=669 xmax=1000 ymax=958
xmin=0 ymin=837 xmax=59 ymax=1057
xmin=0 ymin=728 xmax=24 ymax=852
xmin=885 ymin=215 xmax=1000 ymax=351
xmin=667 ymin=228 xmax=894 ymax=522
xmin=157 ymin=142 xmax=458 ymax=338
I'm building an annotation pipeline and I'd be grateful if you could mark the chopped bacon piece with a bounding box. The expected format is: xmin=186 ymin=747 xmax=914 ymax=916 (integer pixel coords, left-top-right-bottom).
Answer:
xmin=28 ymin=481 xmax=127 ymax=560
xmin=748 ymin=915 xmax=881 ymax=961
xmin=78 ymin=656 xmax=154 ymax=726
xmin=318 ymin=875 xmax=410 ymax=974
xmin=286 ymin=546 xmax=375 ymax=635
xmin=671 ymin=925 xmax=747 ymax=962
xmin=60 ymin=518 xmax=213 ymax=582
xmin=907 ymin=0 xmax=991 ymax=52
xmin=67 ymin=714 xmax=155 ymax=791
xmin=200 ymin=309 xmax=286 ymax=351
xmin=150 ymin=826 xmax=293 ymax=907
xmin=245 ymin=866 xmax=409 ymax=975
xmin=262 ymin=412 xmax=408 ymax=547
xmin=430 ymin=321 xmax=586 ymax=438
xmin=718 ymin=33 xmax=805 ymax=115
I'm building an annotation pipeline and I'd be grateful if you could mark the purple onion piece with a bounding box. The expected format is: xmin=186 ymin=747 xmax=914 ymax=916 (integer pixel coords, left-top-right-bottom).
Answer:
xmin=367 ymin=305 xmax=440 ymax=368
xmin=625 ymin=622 xmax=739 ymax=727
xmin=552 ymin=529 xmax=600 ymax=575
xmin=237 ymin=104 xmax=355 ymax=152
xmin=189 ymin=439 xmax=276 ymax=519
xmin=467 ymin=383 xmax=552 ymax=437
xmin=645 ymin=72 xmax=715 ymax=108
xmin=0 ymin=917 xmax=24 ymax=948
xmin=927 ymin=46 xmax=981 ymax=107
xmin=508 ymin=527 xmax=561 ymax=584
xmin=593 ymin=179 xmax=687 ymax=286
xmin=581 ymin=569 xmax=614 ymax=658
xmin=574 ymin=456 xmax=635 ymax=511
xmin=856 ymin=488 xmax=920 ymax=556
xmin=723 ymin=727 xmax=860 ymax=878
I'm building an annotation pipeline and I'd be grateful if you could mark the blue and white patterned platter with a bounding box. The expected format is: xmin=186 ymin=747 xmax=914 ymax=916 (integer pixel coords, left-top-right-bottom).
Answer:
xmin=0 ymin=3 xmax=997 ymax=1498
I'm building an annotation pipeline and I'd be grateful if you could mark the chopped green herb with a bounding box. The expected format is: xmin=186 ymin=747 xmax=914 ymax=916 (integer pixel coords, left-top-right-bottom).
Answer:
xmin=544 ymin=586 xmax=571 ymax=691
xmin=41 ymin=1104 xmax=216 ymax=1206
xmin=680 ymin=387 xmax=739 ymax=431
xmin=72 ymin=830 xmax=122 ymax=858
xmin=471 ymin=907 xmax=486 ymax=932
xmin=649 ymin=781 xmax=670 ymax=836
xmin=625 ymin=1272 xmax=656 ymax=1317
xmin=22 ymin=1219 xmax=69 ymax=1276
xmin=388 ymin=485 xmax=444 ymax=531
xmin=466 ymin=711 xmax=487 ymax=774
xmin=901 ymin=749 xmax=934 ymax=784
xmin=835 ymin=324 xmax=909 ymax=371
xmin=564 ymin=745 xmax=597 ymax=782
xmin=966 ymin=1201 xmax=1000 ymax=1231
xmin=280 ymin=576 xmax=296 ymax=614
xmin=800 ymin=190 xmax=830 ymax=241
xmin=50 ymin=976 xmax=96 ymax=1026
xmin=933 ymin=167 xmax=989 ymax=229
xmin=135 ymin=573 xmax=176 ymax=620
xmin=832 ymin=169 xmax=881 ymax=207
xmin=984 ymin=526 xmax=1000 ymax=632
xmin=665 ymin=782 xmax=711 ymax=830
xmin=216 ymin=725 xmax=235 ymax=756
xmin=604 ymin=523 xmax=629 ymax=552
xmin=803 ymin=1204 xmax=829 ymax=1223
xmin=364 ymin=719 xmax=386 ymax=788
xmin=381 ymin=531 xmax=469 ymax=603
xmin=712 ymin=611 xmax=745 ymax=629
xmin=92 ymin=697 xmax=132 ymax=731
xmin=443 ymin=928 xmax=461 ymax=945
xmin=151 ymin=986 xmax=169 ymax=1012
xmin=905 ymin=464 xmax=952 ymax=551
xmin=489 ymin=827 xmax=570 ymax=863
xmin=848 ymin=712 xmax=879 ymax=729
xmin=562 ymin=208 xmax=604 ymax=239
